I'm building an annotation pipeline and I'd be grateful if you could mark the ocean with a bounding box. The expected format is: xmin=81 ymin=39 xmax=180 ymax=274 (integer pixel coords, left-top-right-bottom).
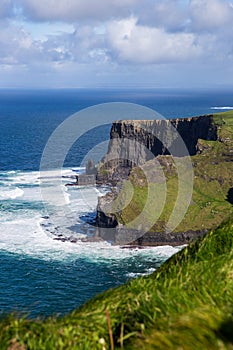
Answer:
xmin=0 ymin=88 xmax=233 ymax=318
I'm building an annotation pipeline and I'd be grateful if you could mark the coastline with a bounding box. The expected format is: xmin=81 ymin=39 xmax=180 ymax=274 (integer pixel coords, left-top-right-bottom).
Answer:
xmin=94 ymin=112 xmax=233 ymax=246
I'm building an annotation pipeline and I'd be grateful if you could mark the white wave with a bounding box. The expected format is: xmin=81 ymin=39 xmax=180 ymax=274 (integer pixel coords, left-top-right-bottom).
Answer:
xmin=39 ymin=168 xmax=84 ymax=181
xmin=0 ymin=213 xmax=182 ymax=263
xmin=127 ymin=268 xmax=156 ymax=278
xmin=0 ymin=187 xmax=24 ymax=200
xmin=1 ymin=168 xmax=82 ymax=186
xmin=0 ymin=171 xmax=40 ymax=186
xmin=211 ymin=106 xmax=233 ymax=110
xmin=0 ymin=167 xmax=183 ymax=265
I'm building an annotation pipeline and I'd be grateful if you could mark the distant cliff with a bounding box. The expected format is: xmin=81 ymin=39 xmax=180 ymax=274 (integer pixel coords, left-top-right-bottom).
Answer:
xmin=97 ymin=115 xmax=217 ymax=185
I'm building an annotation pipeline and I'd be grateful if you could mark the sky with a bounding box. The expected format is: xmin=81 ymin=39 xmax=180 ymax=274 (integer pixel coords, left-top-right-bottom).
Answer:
xmin=0 ymin=0 xmax=233 ymax=88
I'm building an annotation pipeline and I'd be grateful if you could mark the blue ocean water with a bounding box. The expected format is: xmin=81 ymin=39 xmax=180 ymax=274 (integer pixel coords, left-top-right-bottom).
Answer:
xmin=0 ymin=88 xmax=233 ymax=318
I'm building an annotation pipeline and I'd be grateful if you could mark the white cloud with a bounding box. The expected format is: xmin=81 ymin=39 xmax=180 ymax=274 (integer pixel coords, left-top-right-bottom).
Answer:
xmin=107 ymin=17 xmax=201 ymax=64
xmin=190 ymin=0 xmax=233 ymax=31
xmin=0 ymin=0 xmax=233 ymax=88
xmin=0 ymin=21 xmax=110 ymax=67
xmin=17 ymin=0 xmax=140 ymax=22
xmin=0 ymin=22 xmax=35 ymax=64
xmin=0 ymin=22 xmax=73 ymax=65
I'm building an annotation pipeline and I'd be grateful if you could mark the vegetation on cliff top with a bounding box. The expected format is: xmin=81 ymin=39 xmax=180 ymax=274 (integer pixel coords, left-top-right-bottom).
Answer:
xmin=0 ymin=219 xmax=232 ymax=349
xmin=113 ymin=111 xmax=233 ymax=234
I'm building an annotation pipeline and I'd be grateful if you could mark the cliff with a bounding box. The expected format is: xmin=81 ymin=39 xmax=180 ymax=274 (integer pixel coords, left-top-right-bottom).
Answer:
xmin=96 ymin=112 xmax=233 ymax=245
xmin=96 ymin=115 xmax=217 ymax=185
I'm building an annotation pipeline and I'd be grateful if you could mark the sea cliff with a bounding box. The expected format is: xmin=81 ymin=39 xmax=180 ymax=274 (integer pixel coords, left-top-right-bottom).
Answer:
xmin=96 ymin=112 xmax=233 ymax=245
xmin=96 ymin=115 xmax=217 ymax=185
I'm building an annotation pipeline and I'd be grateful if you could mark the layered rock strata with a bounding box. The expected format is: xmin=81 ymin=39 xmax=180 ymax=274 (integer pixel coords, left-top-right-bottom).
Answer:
xmin=96 ymin=115 xmax=217 ymax=185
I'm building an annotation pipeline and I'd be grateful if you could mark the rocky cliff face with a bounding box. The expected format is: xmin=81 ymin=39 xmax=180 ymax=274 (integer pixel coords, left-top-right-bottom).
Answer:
xmin=95 ymin=113 xmax=233 ymax=246
xmin=96 ymin=115 xmax=217 ymax=184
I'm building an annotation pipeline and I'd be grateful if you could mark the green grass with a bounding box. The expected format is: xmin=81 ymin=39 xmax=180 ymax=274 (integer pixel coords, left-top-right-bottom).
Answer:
xmin=0 ymin=220 xmax=232 ymax=349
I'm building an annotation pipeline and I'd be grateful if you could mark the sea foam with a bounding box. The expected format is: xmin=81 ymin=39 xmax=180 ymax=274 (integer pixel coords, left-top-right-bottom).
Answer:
xmin=0 ymin=187 xmax=24 ymax=200
xmin=0 ymin=168 xmax=182 ymax=266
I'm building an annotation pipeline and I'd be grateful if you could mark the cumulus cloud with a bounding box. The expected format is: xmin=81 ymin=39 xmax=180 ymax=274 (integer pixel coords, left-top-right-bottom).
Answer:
xmin=107 ymin=17 xmax=201 ymax=64
xmin=0 ymin=0 xmax=233 ymax=87
xmin=0 ymin=21 xmax=110 ymax=67
xmin=190 ymin=0 xmax=233 ymax=31
xmin=17 ymin=0 xmax=140 ymax=22
xmin=42 ymin=26 xmax=109 ymax=63
xmin=0 ymin=22 xmax=67 ymax=65
xmin=0 ymin=22 xmax=36 ymax=64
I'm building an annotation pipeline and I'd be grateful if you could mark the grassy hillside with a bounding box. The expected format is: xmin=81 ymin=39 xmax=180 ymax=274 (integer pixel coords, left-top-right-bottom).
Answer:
xmin=0 ymin=220 xmax=232 ymax=349
xmin=113 ymin=112 xmax=233 ymax=234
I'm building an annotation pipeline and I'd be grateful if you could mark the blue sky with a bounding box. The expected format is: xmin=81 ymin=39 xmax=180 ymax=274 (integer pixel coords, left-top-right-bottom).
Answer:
xmin=0 ymin=0 xmax=233 ymax=88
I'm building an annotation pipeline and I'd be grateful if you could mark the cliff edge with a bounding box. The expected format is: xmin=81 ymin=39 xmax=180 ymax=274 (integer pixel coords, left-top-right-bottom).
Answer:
xmin=96 ymin=112 xmax=233 ymax=245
